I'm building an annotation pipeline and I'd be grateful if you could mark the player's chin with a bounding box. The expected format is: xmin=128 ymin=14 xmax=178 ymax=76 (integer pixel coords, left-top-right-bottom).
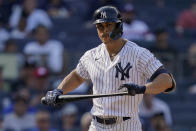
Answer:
xmin=101 ymin=37 xmax=112 ymax=44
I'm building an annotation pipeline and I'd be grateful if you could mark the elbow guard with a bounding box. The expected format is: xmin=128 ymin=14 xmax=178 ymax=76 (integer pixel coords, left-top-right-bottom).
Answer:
xmin=164 ymin=73 xmax=176 ymax=93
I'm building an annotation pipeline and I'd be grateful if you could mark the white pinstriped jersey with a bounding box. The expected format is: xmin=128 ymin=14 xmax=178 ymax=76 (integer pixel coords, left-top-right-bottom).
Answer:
xmin=76 ymin=40 xmax=162 ymax=117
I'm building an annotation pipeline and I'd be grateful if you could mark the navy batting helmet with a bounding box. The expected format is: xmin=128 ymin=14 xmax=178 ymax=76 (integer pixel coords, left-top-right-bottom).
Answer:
xmin=93 ymin=6 xmax=123 ymax=40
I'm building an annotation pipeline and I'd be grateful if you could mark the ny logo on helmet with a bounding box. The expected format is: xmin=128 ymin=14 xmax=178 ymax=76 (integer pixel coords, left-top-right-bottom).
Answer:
xmin=100 ymin=11 xmax=107 ymax=19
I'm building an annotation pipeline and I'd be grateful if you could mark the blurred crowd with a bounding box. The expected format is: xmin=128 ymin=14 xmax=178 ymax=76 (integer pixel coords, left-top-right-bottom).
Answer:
xmin=0 ymin=0 xmax=196 ymax=131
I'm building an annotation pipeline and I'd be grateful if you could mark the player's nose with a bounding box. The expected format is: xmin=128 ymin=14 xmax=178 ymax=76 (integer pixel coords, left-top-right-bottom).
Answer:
xmin=103 ymin=27 xmax=109 ymax=33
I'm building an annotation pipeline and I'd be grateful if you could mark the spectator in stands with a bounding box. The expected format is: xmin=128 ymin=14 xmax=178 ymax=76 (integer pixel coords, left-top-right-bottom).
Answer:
xmin=150 ymin=27 xmax=177 ymax=54
xmin=30 ymin=67 xmax=51 ymax=107
xmin=182 ymin=43 xmax=196 ymax=78
xmin=0 ymin=16 xmax=10 ymax=51
xmin=80 ymin=112 xmax=92 ymax=131
xmin=17 ymin=88 xmax=31 ymax=103
xmin=186 ymin=43 xmax=196 ymax=93
xmin=11 ymin=60 xmax=37 ymax=93
xmin=0 ymin=67 xmax=11 ymax=114
xmin=2 ymin=87 xmax=36 ymax=114
xmin=2 ymin=93 xmax=36 ymax=131
xmin=149 ymin=28 xmax=177 ymax=73
xmin=3 ymin=39 xmax=24 ymax=69
xmin=10 ymin=16 xmax=28 ymax=39
xmin=33 ymin=66 xmax=49 ymax=93
xmin=176 ymin=0 xmax=196 ymax=34
xmin=30 ymin=110 xmax=59 ymax=131
xmin=24 ymin=25 xmax=64 ymax=74
xmin=188 ymin=43 xmax=196 ymax=77
xmin=139 ymin=94 xmax=172 ymax=131
xmin=47 ymin=0 xmax=71 ymax=18
xmin=4 ymin=39 xmax=18 ymax=53
xmin=60 ymin=104 xmax=80 ymax=131
xmin=9 ymin=0 xmax=52 ymax=33
xmin=122 ymin=4 xmax=154 ymax=42
xmin=0 ymin=0 xmax=19 ymax=27
xmin=151 ymin=112 xmax=170 ymax=131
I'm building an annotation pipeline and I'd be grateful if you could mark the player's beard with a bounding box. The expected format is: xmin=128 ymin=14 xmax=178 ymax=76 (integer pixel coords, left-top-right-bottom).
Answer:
xmin=102 ymin=36 xmax=112 ymax=44
xmin=100 ymin=33 xmax=112 ymax=43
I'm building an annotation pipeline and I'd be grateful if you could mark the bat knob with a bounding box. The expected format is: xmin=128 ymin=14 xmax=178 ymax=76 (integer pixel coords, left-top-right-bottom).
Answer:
xmin=41 ymin=97 xmax=47 ymax=105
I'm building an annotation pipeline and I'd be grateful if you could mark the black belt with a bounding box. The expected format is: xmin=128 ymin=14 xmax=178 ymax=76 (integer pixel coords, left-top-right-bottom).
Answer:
xmin=93 ymin=116 xmax=131 ymax=125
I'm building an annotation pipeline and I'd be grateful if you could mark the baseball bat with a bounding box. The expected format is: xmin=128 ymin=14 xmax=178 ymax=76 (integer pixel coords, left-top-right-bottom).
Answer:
xmin=41 ymin=91 xmax=129 ymax=105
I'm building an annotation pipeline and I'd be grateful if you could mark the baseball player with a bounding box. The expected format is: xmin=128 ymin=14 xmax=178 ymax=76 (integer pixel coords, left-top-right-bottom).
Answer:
xmin=44 ymin=6 xmax=176 ymax=131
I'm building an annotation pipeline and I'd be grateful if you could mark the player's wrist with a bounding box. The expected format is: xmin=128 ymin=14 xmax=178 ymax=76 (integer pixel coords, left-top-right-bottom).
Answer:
xmin=138 ymin=85 xmax=146 ymax=94
xmin=55 ymin=89 xmax=63 ymax=94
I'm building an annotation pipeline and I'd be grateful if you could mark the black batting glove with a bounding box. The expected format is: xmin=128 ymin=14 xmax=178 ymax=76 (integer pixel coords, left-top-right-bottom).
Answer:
xmin=118 ymin=83 xmax=146 ymax=96
xmin=45 ymin=89 xmax=63 ymax=106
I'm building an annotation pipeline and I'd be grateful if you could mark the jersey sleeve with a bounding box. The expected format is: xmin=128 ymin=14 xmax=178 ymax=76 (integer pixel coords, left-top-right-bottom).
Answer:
xmin=76 ymin=52 xmax=91 ymax=80
xmin=137 ymin=48 xmax=163 ymax=79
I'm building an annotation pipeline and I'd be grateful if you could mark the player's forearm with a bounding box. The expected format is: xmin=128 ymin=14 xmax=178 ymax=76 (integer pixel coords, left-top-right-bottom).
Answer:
xmin=57 ymin=69 xmax=85 ymax=94
xmin=145 ymin=73 xmax=173 ymax=94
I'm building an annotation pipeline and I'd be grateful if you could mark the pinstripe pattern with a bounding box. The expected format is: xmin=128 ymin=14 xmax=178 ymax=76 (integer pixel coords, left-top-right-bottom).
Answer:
xmin=76 ymin=40 xmax=162 ymax=131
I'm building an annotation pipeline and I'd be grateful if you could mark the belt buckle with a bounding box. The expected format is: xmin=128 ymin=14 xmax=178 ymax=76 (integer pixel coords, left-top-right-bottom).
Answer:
xmin=104 ymin=117 xmax=117 ymax=125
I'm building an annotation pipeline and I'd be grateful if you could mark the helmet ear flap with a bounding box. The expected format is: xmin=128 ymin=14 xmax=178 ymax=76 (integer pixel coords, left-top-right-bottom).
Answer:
xmin=109 ymin=22 xmax=123 ymax=40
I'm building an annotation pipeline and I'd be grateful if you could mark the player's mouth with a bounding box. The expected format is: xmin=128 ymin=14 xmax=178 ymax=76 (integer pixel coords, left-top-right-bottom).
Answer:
xmin=102 ymin=34 xmax=109 ymax=39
